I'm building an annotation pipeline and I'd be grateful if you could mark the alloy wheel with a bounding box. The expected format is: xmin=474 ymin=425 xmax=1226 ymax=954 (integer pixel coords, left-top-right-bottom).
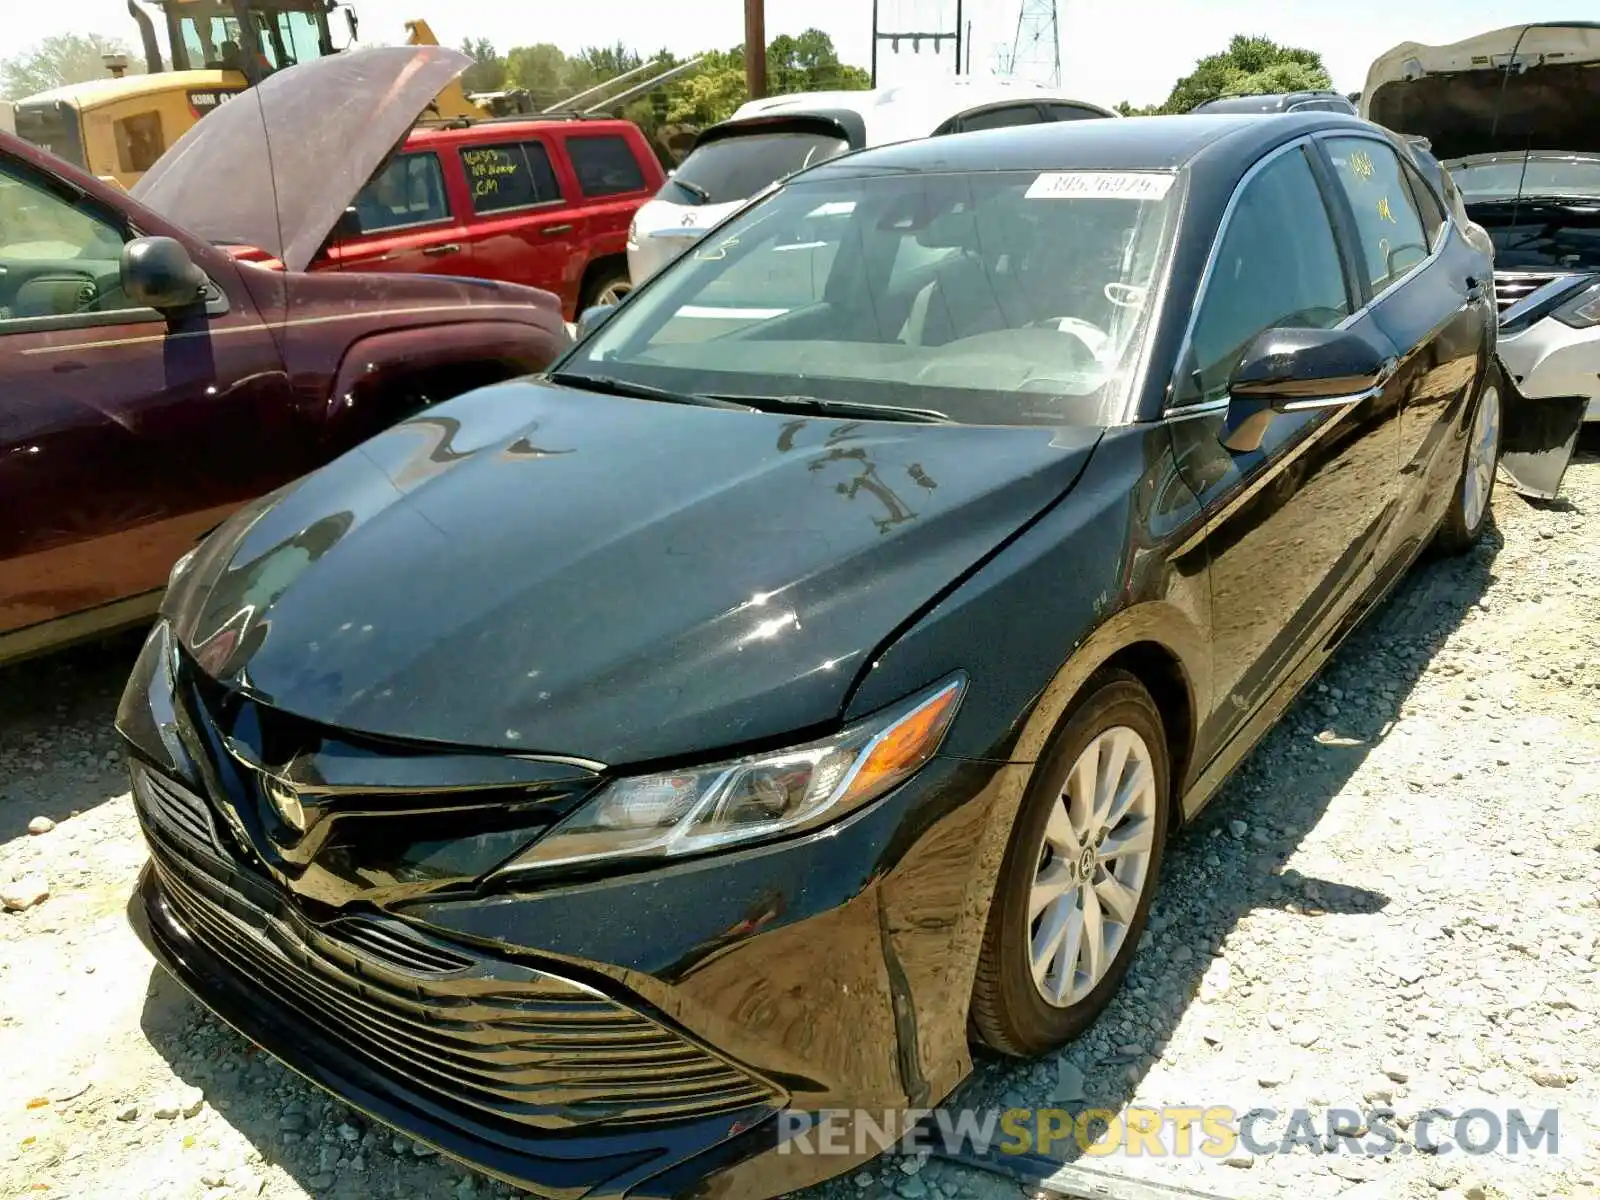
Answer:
xmin=1027 ymin=725 xmax=1158 ymax=1008
xmin=1461 ymin=382 xmax=1501 ymax=531
xmin=595 ymin=279 xmax=631 ymax=307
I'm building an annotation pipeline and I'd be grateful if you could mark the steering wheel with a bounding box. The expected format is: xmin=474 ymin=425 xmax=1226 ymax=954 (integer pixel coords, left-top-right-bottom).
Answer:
xmin=1103 ymin=282 xmax=1146 ymax=309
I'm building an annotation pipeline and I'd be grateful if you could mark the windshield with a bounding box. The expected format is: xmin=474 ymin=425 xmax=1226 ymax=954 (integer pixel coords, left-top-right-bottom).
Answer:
xmin=1451 ymin=156 xmax=1600 ymax=202
xmin=662 ymin=130 xmax=851 ymax=205
xmin=573 ymin=168 xmax=1178 ymax=427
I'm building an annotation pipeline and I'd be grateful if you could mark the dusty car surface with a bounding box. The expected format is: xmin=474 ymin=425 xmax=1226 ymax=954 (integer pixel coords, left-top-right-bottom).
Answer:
xmin=1365 ymin=22 xmax=1600 ymax=430
xmin=0 ymin=46 xmax=567 ymax=667
xmin=119 ymin=112 xmax=1578 ymax=1198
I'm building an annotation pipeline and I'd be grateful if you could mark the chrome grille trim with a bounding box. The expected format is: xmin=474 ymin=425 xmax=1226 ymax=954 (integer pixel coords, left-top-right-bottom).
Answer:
xmin=141 ymin=833 xmax=777 ymax=1132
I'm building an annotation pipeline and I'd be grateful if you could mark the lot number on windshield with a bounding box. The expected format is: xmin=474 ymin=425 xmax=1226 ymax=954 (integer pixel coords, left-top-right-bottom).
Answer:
xmin=1025 ymin=171 xmax=1175 ymax=201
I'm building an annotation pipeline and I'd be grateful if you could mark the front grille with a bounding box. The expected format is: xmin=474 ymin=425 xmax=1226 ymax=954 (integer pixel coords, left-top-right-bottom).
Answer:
xmin=135 ymin=768 xmax=222 ymax=854
xmin=323 ymin=915 xmax=475 ymax=975
xmin=1493 ymin=270 xmax=1569 ymax=313
xmin=143 ymin=832 xmax=777 ymax=1132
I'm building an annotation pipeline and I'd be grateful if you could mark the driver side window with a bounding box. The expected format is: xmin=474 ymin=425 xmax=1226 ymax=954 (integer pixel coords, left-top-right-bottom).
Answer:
xmin=1176 ymin=146 xmax=1350 ymax=408
xmin=0 ymin=161 xmax=141 ymax=329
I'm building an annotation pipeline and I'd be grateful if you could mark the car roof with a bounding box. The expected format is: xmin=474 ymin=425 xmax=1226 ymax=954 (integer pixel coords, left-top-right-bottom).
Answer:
xmin=406 ymin=116 xmax=641 ymax=147
xmin=724 ymin=79 xmax=1118 ymax=145
xmin=800 ymin=111 xmax=1370 ymax=179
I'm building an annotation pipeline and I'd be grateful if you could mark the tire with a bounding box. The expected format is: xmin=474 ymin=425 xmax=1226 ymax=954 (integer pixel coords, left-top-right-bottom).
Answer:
xmin=970 ymin=669 xmax=1170 ymax=1057
xmin=1432 ymin=362 xmax=1503 ymax=556
xmin=579 ymin=265 xmax=631 ymax=313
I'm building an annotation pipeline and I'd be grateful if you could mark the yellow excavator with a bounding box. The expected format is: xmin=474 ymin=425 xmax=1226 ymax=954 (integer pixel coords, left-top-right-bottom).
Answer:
xmin=10 ymin=1 xmax=490 ymax=190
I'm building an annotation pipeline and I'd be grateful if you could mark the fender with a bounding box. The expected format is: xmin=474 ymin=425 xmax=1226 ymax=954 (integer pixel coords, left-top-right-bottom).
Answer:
xmin=323 ymin=320 xmax=557 ymax=450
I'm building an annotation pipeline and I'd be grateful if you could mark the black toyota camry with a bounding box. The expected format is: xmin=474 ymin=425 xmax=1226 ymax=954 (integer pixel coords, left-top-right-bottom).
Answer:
xmin=118 ymin=112 xmax=1573 ymax=1197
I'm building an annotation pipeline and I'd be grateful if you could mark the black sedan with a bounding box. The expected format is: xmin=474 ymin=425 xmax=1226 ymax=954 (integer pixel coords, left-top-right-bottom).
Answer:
xmin=118 ymin=112 xmax=1555 ymax=1197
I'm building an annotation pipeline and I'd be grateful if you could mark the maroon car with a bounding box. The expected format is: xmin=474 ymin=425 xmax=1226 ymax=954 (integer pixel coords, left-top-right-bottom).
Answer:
xmin=0 ymin=47 xmax=568 ymax=665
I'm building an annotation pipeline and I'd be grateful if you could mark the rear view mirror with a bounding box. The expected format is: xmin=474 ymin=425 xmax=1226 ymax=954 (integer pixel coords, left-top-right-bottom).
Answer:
xmin=344 ymin=6 xmax=360 ymax=43
xmin=120 ymin=236 xmax=207 ymax=311
xmin=1221 ymin=327 xmax=1395 ymax=453
xmin=576 ymin=304 xmax=619 ymax=339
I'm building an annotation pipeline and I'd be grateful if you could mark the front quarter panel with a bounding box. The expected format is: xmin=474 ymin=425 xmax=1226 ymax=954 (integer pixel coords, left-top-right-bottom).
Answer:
xmin=837 ymin=425 xmax=1208 ymax=1096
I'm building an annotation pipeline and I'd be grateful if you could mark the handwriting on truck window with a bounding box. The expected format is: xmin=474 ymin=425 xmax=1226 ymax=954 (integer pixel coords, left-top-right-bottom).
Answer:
xmin=463 ymin=148 xmax=521 ymax=198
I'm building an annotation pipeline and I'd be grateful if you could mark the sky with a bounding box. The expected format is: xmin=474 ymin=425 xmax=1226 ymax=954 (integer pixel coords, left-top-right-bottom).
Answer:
xmin=8 ymin=0 xmax=1597 ymax=107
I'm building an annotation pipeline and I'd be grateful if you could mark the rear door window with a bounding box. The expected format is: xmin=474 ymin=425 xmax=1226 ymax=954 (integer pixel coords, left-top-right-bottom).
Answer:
xmin=566 ymin=135 xmax=647 ymax=198
xmin=352 ymin=152 xmax=449 ymax=234
xmin=461 ymin=142 xmax=562 ymax=214
xmin=663 ymin=131 xmax=850 ymax=205
xmin=1045 ymin=103 xmax=1106 ymax=122
xmin=1321 ymin=136 xmax=1431 ymax=298
xmin=958 ymin=104 xmax=1046 ymax=132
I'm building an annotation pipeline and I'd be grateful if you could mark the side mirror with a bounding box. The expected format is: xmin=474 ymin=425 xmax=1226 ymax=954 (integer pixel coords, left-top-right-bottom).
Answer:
xmin=1221 ymin=326 xmax=1395 ymax=453
xmin=120 ymin=236 xmax=207 ymax=311
xmin=344 ymin=6 xmax=359 ymax=43
xmin=330 ymin=205 xmax=362 ymax=243
xmin=575 ymin=303 xmax=619 ymax=340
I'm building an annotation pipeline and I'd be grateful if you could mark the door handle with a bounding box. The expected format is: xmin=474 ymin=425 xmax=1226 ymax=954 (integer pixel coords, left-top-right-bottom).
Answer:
xmin=422 ymin=243 xmax=462 ymax=257
xmin=541 ymin=224 xmax=575 ymax=236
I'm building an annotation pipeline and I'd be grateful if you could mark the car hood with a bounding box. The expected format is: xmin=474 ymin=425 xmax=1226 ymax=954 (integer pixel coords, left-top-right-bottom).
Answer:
xmin=164 ymin=382 xmax=1102 ymax=765
xmin=1362 ymin=23 xmax=1600 ymax=159
xmin=131 ymin=45 xmax=470 ymax=272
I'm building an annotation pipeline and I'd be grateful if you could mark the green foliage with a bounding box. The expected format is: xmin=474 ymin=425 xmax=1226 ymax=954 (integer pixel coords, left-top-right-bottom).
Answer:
xmin=459 ymin=37 xmax=506 ymax=94
xmin=1158 ymin=33 xmax=1332 ymax=114
xmin=0 ymin=33 xmax=141 ymax=101
xmin=493 ymin=29 xmax=866 ymax=159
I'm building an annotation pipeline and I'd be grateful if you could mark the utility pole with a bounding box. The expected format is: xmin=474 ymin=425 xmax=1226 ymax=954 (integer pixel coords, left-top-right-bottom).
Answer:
xmin=1009 ymin=0 xmax=1062 ymax=87
xmin=744 ymin=0 xmax=767 ymax=99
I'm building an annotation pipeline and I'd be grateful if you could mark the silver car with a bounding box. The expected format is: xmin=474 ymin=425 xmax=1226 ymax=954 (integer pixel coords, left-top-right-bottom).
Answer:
xmin=627 ymin=80 xmax=1118 ymax=287
xmin=1364 ymin=22 xmax=1600 ymax=423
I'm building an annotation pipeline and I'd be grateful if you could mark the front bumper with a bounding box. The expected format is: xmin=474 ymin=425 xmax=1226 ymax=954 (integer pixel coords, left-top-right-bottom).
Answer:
xmin=1499 ymin=317 xmax=1600 ymax=421
xmin=118 ymin=622 xmax=1018 ymax=1198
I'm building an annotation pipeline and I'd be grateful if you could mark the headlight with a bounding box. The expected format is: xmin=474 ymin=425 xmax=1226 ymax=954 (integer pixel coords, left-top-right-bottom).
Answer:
xmin=628 ymin=214 xmax=640 ymax=243
xmin=1555 ymin=280 xmax=1600 ymax=328
xmin=502 ymin=675 xmax=965 ymax=872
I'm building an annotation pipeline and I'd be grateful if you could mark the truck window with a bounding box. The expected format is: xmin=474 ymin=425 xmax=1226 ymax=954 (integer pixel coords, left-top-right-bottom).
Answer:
xmin=566 ymin=135 xmax=647 ymax=198
xmin=115 ymin=113 xmax=167 ymax=175
xmin=352 ymin=153 xmax=450 ymax=234
xmin=461 ymin=143 xmax=562 ymax=214
xmin=1 ymin=162 xmax=141 ymax=328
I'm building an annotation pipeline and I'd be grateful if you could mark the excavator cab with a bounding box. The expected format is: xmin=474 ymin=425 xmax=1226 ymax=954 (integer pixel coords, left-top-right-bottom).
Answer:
xmin=141 ymin=0 xmax=352 ymax=83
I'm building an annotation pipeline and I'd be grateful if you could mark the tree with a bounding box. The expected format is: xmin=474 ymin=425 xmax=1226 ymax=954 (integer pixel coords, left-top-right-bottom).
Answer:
xmin=1158 ymin=34 xmax=1331 ymax=114
xmin=504 ymin=43 xmax=571 ymax=107
xmin=0 ymin=33 xmax=141 ymax=101
xmin=459 ymin=37 xmax=505 ymax=94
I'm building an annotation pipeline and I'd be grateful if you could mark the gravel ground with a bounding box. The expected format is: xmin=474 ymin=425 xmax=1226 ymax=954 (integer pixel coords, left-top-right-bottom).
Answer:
xmin=3 ymin=443 xmax=1599 ymax=1200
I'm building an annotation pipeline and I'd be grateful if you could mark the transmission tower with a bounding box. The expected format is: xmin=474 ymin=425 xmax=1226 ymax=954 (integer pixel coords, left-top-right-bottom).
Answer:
xmin=1008 ymin=0 xmax=1061 ymax=86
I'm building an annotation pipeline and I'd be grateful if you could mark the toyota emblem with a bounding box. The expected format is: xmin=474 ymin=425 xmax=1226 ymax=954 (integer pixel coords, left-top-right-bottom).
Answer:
xmin=263 ymin=775 xmax=306 ymax=832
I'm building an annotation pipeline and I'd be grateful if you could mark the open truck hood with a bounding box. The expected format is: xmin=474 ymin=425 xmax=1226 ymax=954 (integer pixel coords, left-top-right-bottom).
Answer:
xmin=131 ymin=45 xmax=470 ymax=272
xmin=1362 ymin=23 xmax=1600 ymax=160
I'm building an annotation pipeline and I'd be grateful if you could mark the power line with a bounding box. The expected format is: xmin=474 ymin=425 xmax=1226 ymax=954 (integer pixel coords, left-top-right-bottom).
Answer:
xmin=1006 ymin=0 xmax=1060 ymax=86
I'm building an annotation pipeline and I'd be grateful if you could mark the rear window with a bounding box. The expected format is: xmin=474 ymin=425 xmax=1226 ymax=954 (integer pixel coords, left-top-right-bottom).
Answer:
xmin=566 ymin=135 xmax=647 ymax=197
xmin=462 ymin=142 xmax=562 ymax=214
xmin=661 ymin=130 xmax=850 ymax=205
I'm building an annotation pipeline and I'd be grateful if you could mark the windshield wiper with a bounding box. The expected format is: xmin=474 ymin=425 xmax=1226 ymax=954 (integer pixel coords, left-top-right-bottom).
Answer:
xmin=707 ymin=393 xmax=952 ymax=423
xmin=546 ymin=371 xmax=756 ymax=411
xmin=670 ymin=177 xmax=712 ymax=204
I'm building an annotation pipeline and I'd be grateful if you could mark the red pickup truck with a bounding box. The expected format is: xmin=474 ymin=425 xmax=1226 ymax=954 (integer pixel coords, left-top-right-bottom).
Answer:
xmin=314 ymin=116 xmax=667 ymax=320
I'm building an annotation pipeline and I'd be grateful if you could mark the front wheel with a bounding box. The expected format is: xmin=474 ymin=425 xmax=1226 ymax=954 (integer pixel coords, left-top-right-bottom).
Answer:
xmin=1433 ymin=363 xmax=1502 ymax=556
xmin=970 ymin=670 xmax=1169 ymax=1057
